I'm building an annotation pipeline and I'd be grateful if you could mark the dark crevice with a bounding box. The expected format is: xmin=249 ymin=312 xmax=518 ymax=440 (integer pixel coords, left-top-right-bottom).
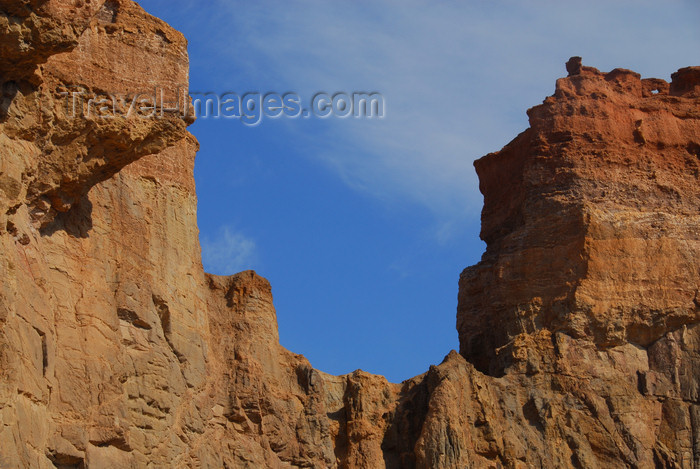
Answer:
xmin=47 ymin=451 xmax=84 ymax=469
xmin=522 ymin=398 xmax=544 ymax=432
xmin=89 ymin=436 xmax=131 ymax=452
xmin=96 ymin=0 xmax=120 ymax=24
xmin=0 ymin=80 xmax=18 ymax=121
xmin=117 ymin=308 xmax=151 ymax=330
xmin=380 ymin=374 xmax=431 ymax=468
xmin=39 ymin=195 xmax=93 ymax=238
xmin=153 ymin=294 xmax=186 ymax=363
xmin=687 ymin=142 xmax=700 ymax=160
xmin=32 ymin=326 xmax=48 ymax=376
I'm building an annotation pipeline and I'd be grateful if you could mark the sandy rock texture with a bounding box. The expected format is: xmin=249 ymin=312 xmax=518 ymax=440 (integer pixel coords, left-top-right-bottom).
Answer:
xmin=458 ymin=62 xmax=700 ymax=377
xmin=1 ymin=2 xmax=699 ymax=468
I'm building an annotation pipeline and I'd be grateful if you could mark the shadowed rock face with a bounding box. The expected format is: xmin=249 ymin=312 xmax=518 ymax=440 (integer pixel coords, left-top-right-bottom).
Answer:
xmin=1 ymin=1 xmax=699 ymax=467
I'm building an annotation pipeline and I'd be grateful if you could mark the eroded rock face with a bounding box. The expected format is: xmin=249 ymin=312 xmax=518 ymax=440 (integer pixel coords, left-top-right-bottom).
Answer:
xmin=0 ymin=1 xmax=206 ymax=466
xmin=1 ymin=0 xmax=699 ymax=467
xmin=0 ymin=2 xmax=394 ymax=466
xmin=458 ymin=64 xmax=700 ymax=376
xmin=0 ymin=0 xmax=107 ymax=80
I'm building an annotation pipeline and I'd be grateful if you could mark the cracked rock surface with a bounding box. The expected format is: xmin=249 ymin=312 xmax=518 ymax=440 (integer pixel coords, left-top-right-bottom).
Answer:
xmin=1 ymin=1 xmax=699 ymax=467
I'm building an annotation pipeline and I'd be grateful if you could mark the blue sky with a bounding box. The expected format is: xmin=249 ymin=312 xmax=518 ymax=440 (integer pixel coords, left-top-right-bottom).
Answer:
xmin=136 ymin=0 xmax=699 ymax=382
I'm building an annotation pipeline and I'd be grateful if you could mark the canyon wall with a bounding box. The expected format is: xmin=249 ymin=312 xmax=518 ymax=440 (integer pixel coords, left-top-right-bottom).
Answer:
xmin=458 ymin=60 xmax=700 ymax=377
xmin=1 ymin=1 xmax=699 ymax=468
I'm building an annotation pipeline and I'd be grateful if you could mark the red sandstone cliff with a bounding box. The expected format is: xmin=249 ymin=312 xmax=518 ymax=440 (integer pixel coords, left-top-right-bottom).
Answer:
xmin=459 ymin=60 xmax=700 ymax=377
xmin=1 ymin=2 xmax=699 ymax=468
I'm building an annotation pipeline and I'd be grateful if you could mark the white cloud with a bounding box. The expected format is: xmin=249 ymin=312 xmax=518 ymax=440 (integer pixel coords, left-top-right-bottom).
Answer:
xmin=186 ymin=0 xmax=700 ymax=236
xmin=200 ymin=226 xmax=257 ymax=275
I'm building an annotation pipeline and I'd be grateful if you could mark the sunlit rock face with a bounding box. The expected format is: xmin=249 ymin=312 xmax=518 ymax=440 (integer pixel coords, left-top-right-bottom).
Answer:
xmin=0 ymin=1 xmax=208 ymax=466
xmin=2 ymin=1 xmax=700 ymax=467
xmin=458 ymin=63 xmax=700 ymax=377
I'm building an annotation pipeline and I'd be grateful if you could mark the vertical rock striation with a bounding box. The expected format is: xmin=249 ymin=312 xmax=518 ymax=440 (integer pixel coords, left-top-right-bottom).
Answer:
xmin=1 ymin=1 xmax=700 ymax=467
xmin=1 ymin=1 xmax=206 ymax=467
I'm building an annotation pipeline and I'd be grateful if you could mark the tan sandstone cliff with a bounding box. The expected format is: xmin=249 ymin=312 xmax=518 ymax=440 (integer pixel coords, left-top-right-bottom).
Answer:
xmin=1 ymin=1 xmax=699 ymax=468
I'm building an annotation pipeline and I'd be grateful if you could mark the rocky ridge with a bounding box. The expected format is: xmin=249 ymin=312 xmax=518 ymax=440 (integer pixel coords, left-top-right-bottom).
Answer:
xmin=0 ymin=1 xmax=699 ymax=468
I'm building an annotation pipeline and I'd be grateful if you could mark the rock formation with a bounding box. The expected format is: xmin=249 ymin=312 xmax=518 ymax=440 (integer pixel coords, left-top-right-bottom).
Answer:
xmin=458 ymin=62 xmax=700 ymax=377
xmin=0 ymin=1 xmax=699 ymax=468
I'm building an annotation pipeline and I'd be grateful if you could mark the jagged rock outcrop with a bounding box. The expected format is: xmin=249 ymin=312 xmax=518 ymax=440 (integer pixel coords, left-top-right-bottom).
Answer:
xmin=458 ymin=61 xmax=700 ymax=376
xmin=1 ymin=2 xmax=699 ymax=468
